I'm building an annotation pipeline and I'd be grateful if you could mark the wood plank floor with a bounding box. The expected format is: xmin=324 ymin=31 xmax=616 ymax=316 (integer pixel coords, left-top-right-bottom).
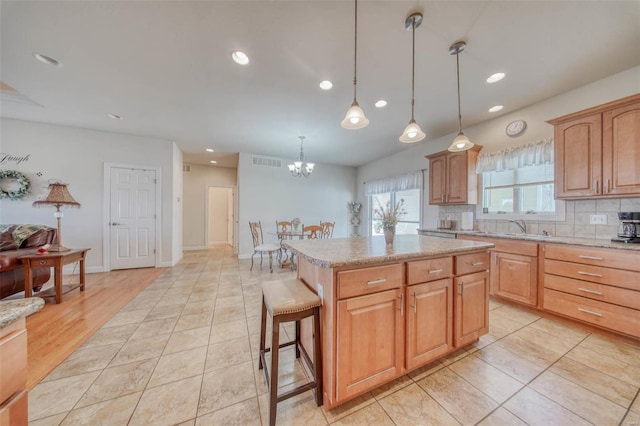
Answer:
xmin=25 ymin=267 xmax=164 ymax=390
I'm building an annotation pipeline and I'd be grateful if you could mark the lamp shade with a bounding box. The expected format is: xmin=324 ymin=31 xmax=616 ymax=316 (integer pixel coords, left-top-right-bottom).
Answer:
xmin=447 ymin=133 xmax=474 ymax=152
xmin=399 ymin=120 xmax=426 ymax=143
xmin=33 ymin=183 xmax=81 ymax=208
xmin=341 ymin=102 xmax=369 ymax=129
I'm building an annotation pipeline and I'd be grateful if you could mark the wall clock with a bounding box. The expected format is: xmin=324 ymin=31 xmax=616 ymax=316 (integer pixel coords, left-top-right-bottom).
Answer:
xmin=506 ymin=120 xmax=527 ymax=137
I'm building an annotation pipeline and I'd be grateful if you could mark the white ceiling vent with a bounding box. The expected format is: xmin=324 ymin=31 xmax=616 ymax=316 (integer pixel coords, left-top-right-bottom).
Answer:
xmin=183 ymin=164 xmax=191 ymax=172
xmin=252 ymin=155 xmax=281 ymax=169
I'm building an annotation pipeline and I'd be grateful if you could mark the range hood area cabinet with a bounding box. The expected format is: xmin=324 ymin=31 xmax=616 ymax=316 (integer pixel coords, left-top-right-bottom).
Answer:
xmin=426 ymin=145 xmax=482 ymax=205
xmin=548 ymin=93 xmax=640 ymax=199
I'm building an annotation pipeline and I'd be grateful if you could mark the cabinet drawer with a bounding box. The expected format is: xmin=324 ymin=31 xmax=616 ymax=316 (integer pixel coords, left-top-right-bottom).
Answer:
xmin=455 ymin=252 xmax=490 ymax=276
xmin=338 ymin=264 xmax=403 ymax=299
xmin=0 ymin=328 xmax=27 ymax=404
xmin=407 ymin=257 xmax=452 ymax=285
xmin=543 ymin=288 xmax=640 ymax=338
xmin=545 ymin=259 xmax=639 ymax=291
xmin=458 ymin=236 xmax=538 ymax=257
xmin=0 ymin=390 xmax=27 ymax=425
xmin=544 ymin=274 xmax=640 ymax=310
xmin=544 ymin=244 xmax=640 ymax=272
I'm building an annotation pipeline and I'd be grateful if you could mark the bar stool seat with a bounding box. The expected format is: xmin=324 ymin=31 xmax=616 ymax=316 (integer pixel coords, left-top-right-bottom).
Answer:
xmin=259 ymin=278 xmax=323 ymax=426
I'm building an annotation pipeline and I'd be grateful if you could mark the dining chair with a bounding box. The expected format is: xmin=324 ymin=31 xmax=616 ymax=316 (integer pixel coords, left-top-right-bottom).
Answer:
xmin=276 ymin=221 xmax=292 ymax=239
xmin=304 ymin=225 xmax=324 ymax=239
xmin=320 ymin=221 xmax=335 ymax=238
xmin=249 ymin=221 xmax=281 ymax=273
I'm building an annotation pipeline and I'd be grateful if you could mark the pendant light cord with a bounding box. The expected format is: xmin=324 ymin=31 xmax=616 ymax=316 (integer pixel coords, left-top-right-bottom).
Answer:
xmin=410 ymin=16 xmax=416 ymax=121
xmin=456 ymin=49 xmax=462 ymax=133
xmin=352 ymin=0 xmax=358 ymax=102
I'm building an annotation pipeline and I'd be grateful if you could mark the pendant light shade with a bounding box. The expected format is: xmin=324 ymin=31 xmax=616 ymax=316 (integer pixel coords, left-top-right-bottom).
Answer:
xmin=341 ymin=0 xmax=369 ymax=130
xmin=399 ymin=12 xmax=425 ymax=144
xmin=447 ymin=40 xmax=474 ymax=152
xmin=341 ymin=101 xmax=369 ymax=129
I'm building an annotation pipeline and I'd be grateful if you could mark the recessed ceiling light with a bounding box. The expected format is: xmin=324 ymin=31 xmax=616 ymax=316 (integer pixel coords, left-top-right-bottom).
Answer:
xmin=488 ymin=105 xmax=504 ymax=113
xmin=206 ymin=148 xmax=214 ymax=152
xmin=486 ymin=72 xmax=505 ymax=83
xmin=33 ymin=53 xmax=62 ymax=67
xmin=232 ymin=51 xmax=249 ymax=65
xmin=319 ymin=80 xmax=333 ymax=90
xmin=375 ymin=100 xmax=387 ymax=108
xmin=108 ymin=113 xmax=122 ymax=120
xmin=210 ymin=160 xmax=217 ymax=164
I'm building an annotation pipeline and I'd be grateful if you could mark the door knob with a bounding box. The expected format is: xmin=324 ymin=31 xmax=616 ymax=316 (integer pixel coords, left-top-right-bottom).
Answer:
xmin=110 ymin=222 xmax=121 ymax=226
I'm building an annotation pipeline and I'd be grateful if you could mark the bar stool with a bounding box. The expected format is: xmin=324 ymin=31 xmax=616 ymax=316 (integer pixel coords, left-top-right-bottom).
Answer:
xmin=259 ymin=278 xmax=323 ymax=426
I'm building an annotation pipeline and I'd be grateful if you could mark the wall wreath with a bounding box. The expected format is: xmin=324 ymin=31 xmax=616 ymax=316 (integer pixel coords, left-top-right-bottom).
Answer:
xmin=0 ymin=170 xmax=30 ymax=200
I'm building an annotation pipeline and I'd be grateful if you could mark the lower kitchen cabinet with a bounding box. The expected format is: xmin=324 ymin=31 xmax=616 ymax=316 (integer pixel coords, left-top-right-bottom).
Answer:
xmin=454 ymin=271 xmax=490 ymax=347
xmin=492 ymin=251 xmax=538 ymax=306
xmin=405 ymin=278 xmax=453 ymax=370
xmin=336 ymin=288 xmax=404 ymax=401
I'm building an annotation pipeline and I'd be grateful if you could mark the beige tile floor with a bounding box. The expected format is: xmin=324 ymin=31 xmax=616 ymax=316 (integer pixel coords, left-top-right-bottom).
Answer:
xmin=29 ymin=246 xmax=640 ymax=425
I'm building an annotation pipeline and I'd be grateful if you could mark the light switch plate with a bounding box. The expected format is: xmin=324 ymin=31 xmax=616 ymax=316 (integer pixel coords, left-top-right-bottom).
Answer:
xmin=589 ymin=214 xmax=607 ymax=225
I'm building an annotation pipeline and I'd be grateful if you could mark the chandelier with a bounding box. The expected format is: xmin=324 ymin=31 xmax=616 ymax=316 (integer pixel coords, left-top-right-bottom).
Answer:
xmin=288 ymin=136 xmax=315 ymax=178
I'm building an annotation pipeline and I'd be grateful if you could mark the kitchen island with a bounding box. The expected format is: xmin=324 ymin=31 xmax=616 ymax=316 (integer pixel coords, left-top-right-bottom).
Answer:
xmin=284 ymin=235 xmax=494 ymax=409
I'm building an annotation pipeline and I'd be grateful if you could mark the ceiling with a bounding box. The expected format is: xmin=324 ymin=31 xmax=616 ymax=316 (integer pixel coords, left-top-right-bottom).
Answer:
xmin=1 ymin=1 xmax=639 ymax=169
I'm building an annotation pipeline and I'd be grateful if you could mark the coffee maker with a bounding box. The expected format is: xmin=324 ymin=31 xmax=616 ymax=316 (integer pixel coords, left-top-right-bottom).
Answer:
xmin=611 ymin=212 xmax=640 ymax=243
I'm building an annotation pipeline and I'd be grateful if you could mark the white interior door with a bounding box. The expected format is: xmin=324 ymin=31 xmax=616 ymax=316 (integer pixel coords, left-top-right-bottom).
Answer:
xmin=110 ymin=167 xmax=157 ymax=270
xmin=207 ymin=186 xmax=231 ymax=245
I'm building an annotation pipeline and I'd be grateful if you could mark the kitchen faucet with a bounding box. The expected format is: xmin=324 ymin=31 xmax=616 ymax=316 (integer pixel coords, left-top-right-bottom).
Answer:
xmin=509 ymin=219 xmax=527 ymax=233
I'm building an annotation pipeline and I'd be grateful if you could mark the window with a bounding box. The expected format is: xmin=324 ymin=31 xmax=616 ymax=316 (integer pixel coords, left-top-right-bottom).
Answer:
xmin=482 ymin=163 xmax=555 ymax=214
xmin=370 ymin=189 xmax=421 ymax=235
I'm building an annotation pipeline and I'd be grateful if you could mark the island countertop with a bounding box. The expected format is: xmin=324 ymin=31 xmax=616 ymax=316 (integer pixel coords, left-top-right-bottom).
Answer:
xmin=0 ymin=297 xmax=45 ymax=329
xmin=284 ymin=235 xmax=494 ymax=268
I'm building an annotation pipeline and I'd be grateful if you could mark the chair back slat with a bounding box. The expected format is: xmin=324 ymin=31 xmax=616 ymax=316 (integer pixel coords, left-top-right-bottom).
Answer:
xmin=304 ymin=225 xmax=324 ymax=239
xmin=320 ymin=221 xmax=335 ymax=238
xmin=249 ymin=221 xmax=264 ymax=247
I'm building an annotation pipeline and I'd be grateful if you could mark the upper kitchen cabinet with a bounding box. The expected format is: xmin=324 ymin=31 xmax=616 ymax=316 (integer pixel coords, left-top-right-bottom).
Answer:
xmin=426 ymin=145 xmax=482 ymax=205
xmin=549 ymin=94 xmax=640 ymax=199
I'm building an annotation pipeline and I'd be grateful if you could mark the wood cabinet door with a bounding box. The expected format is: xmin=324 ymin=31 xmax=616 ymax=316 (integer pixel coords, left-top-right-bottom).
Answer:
xmin=602 ymin=101 xmax=640 ymax=196
xmin=406 ymin=279 xmax=453 ymax=370
xmin=554 ymin=113 xmax=602 ymax=198
xmin=491 ymin=252 xmax=537 ymax=306
xmin=428 ymin=153 xmax=447 ymax=205
xmin=336 ymin=289 xmax=404 ymax=401
xmin=454 ymin=271 xmax=489 ymax=347
xmin=446 ymin=152 xmax=468 ymax=204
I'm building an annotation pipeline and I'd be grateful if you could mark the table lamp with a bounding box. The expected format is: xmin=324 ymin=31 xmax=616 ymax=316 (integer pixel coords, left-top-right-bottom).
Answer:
xmin=33 ymin=182 xmax=80 ymax=252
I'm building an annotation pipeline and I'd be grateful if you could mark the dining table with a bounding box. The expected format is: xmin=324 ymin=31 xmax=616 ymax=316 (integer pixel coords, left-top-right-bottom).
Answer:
xmin=270 ymin=229 xmax=306 ymax=269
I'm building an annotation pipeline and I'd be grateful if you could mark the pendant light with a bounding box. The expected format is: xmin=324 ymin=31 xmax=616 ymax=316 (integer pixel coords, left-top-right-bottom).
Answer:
xmin=399 ymin=12 xmax=426 ymax=143
xmin=447 ymin=41 xmax=474 ymax=152
xmin=341 ymin=0 xmax=369 ymax=129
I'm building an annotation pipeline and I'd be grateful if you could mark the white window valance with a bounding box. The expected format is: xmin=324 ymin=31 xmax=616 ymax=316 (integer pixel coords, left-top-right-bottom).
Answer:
xmin=364 ymin=171 xmax=423 ymax=195
xmin=476 ymin=137 xmax=554 ymax=174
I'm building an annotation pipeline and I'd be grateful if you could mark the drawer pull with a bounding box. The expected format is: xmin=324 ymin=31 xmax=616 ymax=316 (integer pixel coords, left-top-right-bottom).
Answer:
xmin=412 ymin=291 xmax=417 ymax=313
xmin=39 ymin=260 xmax=47 ymax=265
xmin=577 ymin=307 xmax=603 ymax=317
xmin=471 ymin=262 xmax=484 ymax=266
xmin=578 ymin=271 xmax=603 ymax=278
xmin=578 ymin=255 xmax=604 ymax=261
xmin=428 ymin=269 xmax=443 ymax=274
xmin=578 ymin=287 xmax=603 ymax=296
xmin=399 ymin=293 xmax=404 ymax=315
xmin=367 ymin=278 xmax=387 ymax=285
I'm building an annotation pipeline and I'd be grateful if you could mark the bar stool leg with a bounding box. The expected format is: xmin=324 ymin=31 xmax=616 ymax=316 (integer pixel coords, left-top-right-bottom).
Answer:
xmin=313 ymin=307 xmax=323 ymax=406
xmin=258 ymin=296 xmax=267 ymax=371
xmin=269 ymin=316 xmax=280 ymax=426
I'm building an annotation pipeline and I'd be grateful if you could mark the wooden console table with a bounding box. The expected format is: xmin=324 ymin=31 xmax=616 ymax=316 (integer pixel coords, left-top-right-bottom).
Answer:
xmin=19 ymin=249 xmax=90 ymax=304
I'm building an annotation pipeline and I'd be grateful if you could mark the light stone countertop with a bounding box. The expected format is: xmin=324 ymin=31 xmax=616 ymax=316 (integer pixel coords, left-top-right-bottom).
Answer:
xmin=0 ymin=297 xmax=45 ymax=329
xmin=417 ymin=228 xmax=640 ymax=252
xmin=284 ymin=235 xmax=494 ymax=268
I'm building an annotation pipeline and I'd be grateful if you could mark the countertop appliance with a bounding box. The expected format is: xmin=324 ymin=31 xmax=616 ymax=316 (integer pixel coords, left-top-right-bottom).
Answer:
xmin=611 ymin=211 xmax=640 ymax=243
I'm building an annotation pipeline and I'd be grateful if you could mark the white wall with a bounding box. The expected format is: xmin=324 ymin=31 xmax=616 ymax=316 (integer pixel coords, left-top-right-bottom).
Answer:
xmin=0 ymin=118 xmax=179 ymax=270
xmin=356 ymin=66 xmax=640 ymax=234
xmin=237 ymin=153 xmax=357 ymax=258
xmin=182 ymin=164 xmax=237 ymax=249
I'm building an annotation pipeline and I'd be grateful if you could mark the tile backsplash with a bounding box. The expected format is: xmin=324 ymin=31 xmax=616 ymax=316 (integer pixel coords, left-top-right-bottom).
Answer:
xmin=438 ymin=197 xmax=640 ymax=240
